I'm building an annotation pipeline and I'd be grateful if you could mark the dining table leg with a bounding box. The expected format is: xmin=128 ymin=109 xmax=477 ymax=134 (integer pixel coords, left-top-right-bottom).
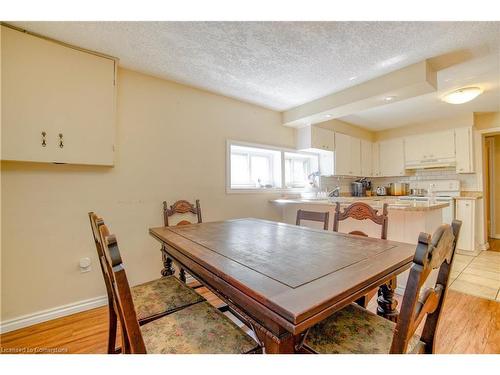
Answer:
xmin=262 ymin=333 xmax=296 ymax=354
xmin=160 ymin=246 xmax=175 ymax=277
xmin=376 ymin=277 xmax=399 ymax=322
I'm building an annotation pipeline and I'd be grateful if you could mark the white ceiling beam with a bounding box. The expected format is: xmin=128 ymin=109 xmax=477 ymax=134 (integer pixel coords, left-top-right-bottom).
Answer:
xmin=282 ymin=60 xmax=437 ymax=128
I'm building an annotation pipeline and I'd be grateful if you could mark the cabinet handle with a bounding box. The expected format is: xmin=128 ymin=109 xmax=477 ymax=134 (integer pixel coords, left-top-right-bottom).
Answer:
xmin=58 ymin=133 xmax=64 ymax=148
xmin=41 ymin=131 xmax=47 ymax=147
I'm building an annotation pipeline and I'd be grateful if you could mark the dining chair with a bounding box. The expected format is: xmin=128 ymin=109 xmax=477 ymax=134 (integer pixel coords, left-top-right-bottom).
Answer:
xmin=296 ymin=209 xmax=330 ymax=230
xmin=88 ymin=212 xmax=205 ymax=353
xmin=98 ymin=222 xmax=262 ymax=354
xmin=161 ymin=200 xmax=202 ymax=283
xmin=333 ymin=202 xmax=388 ymax=239
xmin=301 ymin=220 xmax=462 ymax=354
xmin=333 ymin=202 xmax=389 ymax=307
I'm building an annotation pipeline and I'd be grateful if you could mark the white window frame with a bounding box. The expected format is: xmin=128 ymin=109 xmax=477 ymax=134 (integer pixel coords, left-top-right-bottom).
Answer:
xmin=226 ymin=140 xmax=320 ymax=194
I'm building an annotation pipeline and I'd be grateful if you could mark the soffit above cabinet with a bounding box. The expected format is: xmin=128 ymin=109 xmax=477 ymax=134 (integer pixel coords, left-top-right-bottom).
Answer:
xmin=283 ymin=61 xmax=437 ymax=127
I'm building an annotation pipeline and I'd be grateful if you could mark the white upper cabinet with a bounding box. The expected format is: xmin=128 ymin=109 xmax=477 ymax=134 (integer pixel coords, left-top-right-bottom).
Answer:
xmin=334 ymin=132 xmax=361 ymax=176
xmin=372 ymin=142 xmax=381 ymax=177
xmin=297 ymin=125 xmax=334 ymax=152
xmin=404 ymin=130 xmax=455 ymax=169
xmin=455 ymin=127 xmax=475 ymax=173
xmin=379 ymin=138 xmax=406 ymax=177
xmin=1 ymin=26 xmax=116 ymax=166
xmin=360 ymin=139 xmax=372 ymax=177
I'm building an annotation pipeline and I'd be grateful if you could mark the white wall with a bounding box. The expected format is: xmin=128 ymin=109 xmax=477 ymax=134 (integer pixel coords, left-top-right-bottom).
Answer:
xmin=1 ymin=67 xmax=295 ymax=323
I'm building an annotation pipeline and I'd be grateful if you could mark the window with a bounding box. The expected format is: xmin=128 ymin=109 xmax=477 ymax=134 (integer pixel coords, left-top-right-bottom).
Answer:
xmin=284 ymin=152 xmax=319 ymax=188
xmin=227 ymin=141 xmax=320 ymax=192
xmin=229 ymin=144 xmax=281 ymax=189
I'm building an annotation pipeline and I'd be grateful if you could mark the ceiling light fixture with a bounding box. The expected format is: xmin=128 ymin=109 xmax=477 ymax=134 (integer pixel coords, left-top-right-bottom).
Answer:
xmin=324 ymin=114 xmax=332 ymax=118
xmin=442 ymin=87 xmax=483 ymax=104
xmin=384 ymin=96 xmax=397 ymax=102
xmin=348 ymin=76 xmax=358 ymax=81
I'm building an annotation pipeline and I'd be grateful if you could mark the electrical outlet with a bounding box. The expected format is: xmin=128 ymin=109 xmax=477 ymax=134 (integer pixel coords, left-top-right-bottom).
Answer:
xmin=79 ymin=257 xmax=92 ymax=273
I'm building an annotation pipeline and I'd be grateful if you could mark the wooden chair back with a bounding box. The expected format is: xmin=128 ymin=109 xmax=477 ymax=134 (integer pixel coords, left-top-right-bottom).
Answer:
xmin=163 ymin=199 xmax=202 ymax=227
xmin=333 ymin=202 xmax=388 ymax=239
xmin=296 ymin=209 xmax=329 ymax=230
xmin=88 ymin=212 xmax=115 ymax=310
xmin=99 ymin=223 xmax=147 ymax=354
xmin=390 ymin=220 xmax=462 ymax=354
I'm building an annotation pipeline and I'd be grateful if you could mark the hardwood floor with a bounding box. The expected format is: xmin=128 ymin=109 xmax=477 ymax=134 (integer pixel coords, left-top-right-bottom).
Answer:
xmin=1 ymin=288 xmax=499 ymax=354
xmin=489 ymin=238 xmax=500 ymax=252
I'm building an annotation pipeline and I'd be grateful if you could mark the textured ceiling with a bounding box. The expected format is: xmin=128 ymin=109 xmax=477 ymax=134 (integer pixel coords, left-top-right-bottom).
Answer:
xmin=10 ymin=21 xmax=500 ymax=114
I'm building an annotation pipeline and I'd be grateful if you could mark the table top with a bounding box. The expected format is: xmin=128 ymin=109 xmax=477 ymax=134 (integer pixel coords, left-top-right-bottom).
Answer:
xmin=150 ymin=218 xmax=415 ymax=331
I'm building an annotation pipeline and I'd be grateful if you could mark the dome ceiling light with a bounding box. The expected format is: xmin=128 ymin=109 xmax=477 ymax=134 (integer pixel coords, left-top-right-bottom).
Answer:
xmin=442 ymin=86 xmax=483 ymax=104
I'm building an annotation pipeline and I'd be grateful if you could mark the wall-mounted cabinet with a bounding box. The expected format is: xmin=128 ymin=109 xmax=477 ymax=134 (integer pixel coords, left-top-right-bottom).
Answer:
xmin=404 ymin=130 xmax=455 ymax=169
xmin=379 ymin=138 xmax=406 ymax=177
xmin=360 ymin=139 xmax=372 ymax=177
xmin=455 ymin=127 xmax=475 ymax=173
xmin=372 ymin=142 xmax=381 ymax=177
xmin=1 ymin=25 xmax=116 ymax=166
xmin=296 ymin=125 xmax=334 ymax=152
xmin=334 ymin=132 xmax=361 ymax=176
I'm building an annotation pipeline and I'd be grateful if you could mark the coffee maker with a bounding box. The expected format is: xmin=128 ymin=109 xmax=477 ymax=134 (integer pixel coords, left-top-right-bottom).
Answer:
xmin=351 ymin=178 xmax=371 ymax=197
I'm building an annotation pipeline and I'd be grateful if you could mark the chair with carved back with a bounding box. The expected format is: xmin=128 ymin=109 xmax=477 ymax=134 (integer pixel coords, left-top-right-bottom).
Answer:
xmin=296 ymin=209 xmax=330 ymax=230
xmin=98 ymin=222 xmax=261 ymax=354
xmin=161 ymin=200 xmax=202 ymax=283
xmin=88 ymin=212 xmax=205 ymax=353
xmin=302 ymin=220 xmax=462 ymax=354
xmin=333 ymin=202 xmax=389 ymax=307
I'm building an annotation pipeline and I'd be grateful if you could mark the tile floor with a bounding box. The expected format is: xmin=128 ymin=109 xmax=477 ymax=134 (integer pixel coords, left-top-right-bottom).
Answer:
xmin=450 ymin=250 xmax=500 ymax=301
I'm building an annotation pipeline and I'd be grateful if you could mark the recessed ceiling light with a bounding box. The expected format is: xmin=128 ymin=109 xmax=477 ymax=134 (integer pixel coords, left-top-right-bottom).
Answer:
xmin=384 ymin=96 xmax=397 ymax=102
xmin=349 ymin=76 xmax=358 ymax=81
xmin=442 ymin=86 xmax=483 ymax=104
xmin=324 ymin=114 xmax=332 ymax=118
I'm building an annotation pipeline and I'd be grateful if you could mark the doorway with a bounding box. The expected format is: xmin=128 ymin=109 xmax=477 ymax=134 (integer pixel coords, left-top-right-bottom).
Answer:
xmin=483 ymin=133 xmax=500 ymax=250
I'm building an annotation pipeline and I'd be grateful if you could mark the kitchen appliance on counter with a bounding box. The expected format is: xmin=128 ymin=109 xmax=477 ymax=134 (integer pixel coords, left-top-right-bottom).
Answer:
xmin=375 ymin=186 xmax=387 ymax=196
xmin=388 ymin=182 xmax=409 ymax=196
xmin=351 ymin=178 xmax=371 ymax=197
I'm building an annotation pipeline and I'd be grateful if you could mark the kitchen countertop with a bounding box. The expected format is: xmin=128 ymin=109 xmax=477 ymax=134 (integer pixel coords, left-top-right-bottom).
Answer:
xmin=269 ymin=197 xmax=450 ymax=212
xmin=456 ymin=191 xmax=483 ymax=200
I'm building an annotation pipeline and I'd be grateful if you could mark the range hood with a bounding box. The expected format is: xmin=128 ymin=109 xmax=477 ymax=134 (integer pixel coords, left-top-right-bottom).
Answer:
xmin=405 ymin=158 xmax=456 ymax=170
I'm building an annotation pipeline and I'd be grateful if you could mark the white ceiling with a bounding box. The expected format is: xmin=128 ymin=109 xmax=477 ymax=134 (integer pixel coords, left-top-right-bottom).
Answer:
xmin=9 ymin=21 xmax=500 ymax=128
xmin=341 ymin=53 xmax=500 ymax=130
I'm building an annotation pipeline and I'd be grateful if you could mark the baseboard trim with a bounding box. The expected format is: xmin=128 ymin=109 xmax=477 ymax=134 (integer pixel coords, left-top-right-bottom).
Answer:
xmin=492 ymin=234 xmax=500 ymax=240
xmin=395 ymin=286 xmax=406 ymax=296
xmin=0 ymin=295 xmax=107 ymax=334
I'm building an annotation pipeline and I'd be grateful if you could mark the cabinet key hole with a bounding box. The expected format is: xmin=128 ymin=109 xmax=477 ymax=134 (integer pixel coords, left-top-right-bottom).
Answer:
xmin=58 ymin=133 xmax=64 ymax=148
xmin=41 ymin=131 xmax=47 ymax=147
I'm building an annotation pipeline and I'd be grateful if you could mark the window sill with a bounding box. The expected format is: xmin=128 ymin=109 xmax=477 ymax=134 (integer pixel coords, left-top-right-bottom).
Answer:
xmin=226 ymin=187 xmax=305 ymax=195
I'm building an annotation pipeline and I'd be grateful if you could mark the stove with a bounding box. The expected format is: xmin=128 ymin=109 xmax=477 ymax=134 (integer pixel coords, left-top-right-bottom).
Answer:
xmin=397 ymin=180 xmax=460 ymax=224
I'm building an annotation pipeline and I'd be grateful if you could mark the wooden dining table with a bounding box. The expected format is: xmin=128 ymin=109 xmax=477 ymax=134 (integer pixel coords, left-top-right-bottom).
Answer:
xmin=149 ymin=218 xmax=416 ymax=353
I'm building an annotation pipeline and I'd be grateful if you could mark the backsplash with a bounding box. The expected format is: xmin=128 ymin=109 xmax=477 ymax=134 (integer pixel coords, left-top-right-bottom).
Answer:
xmin=320 ymin=168 xmax=479 ymax=194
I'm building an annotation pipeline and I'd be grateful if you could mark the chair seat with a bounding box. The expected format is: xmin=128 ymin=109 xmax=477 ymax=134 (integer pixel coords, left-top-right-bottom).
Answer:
xmin=140 ymin=301 xmax=260 ymax=354
xmin=305 ymin=303 xmax=425 ymax=354
xmin=131 ymin=276 xmax=205 ymax=321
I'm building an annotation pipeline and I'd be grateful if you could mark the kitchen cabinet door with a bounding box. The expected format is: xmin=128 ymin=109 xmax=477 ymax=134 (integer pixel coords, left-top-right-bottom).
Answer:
xmin=297 ymin=125 xmax=334 ymax=152
xmin=455 ymin=127 xmax=475 ymax=173
xmin=360 ymin=139 xmax=372 ymax=177
xmin=426 ymin=130 xmax=455 ymax=160
xmin=334 ymin=132 xmax=352 ymax=176
xmin=350 ymin=137 xmax=361 ymax=176
xmin=311 ymin=126 xmax=335 ymax=151
xmin=379 ymin=138 xmax=406 ymax=177
xmin=455 ymin=199 xmax=475 ymax=252
xmin=372 ymin=142 xmax=381 ymax=177
xmin=1 ymin=25 xmax=116 ymax=166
